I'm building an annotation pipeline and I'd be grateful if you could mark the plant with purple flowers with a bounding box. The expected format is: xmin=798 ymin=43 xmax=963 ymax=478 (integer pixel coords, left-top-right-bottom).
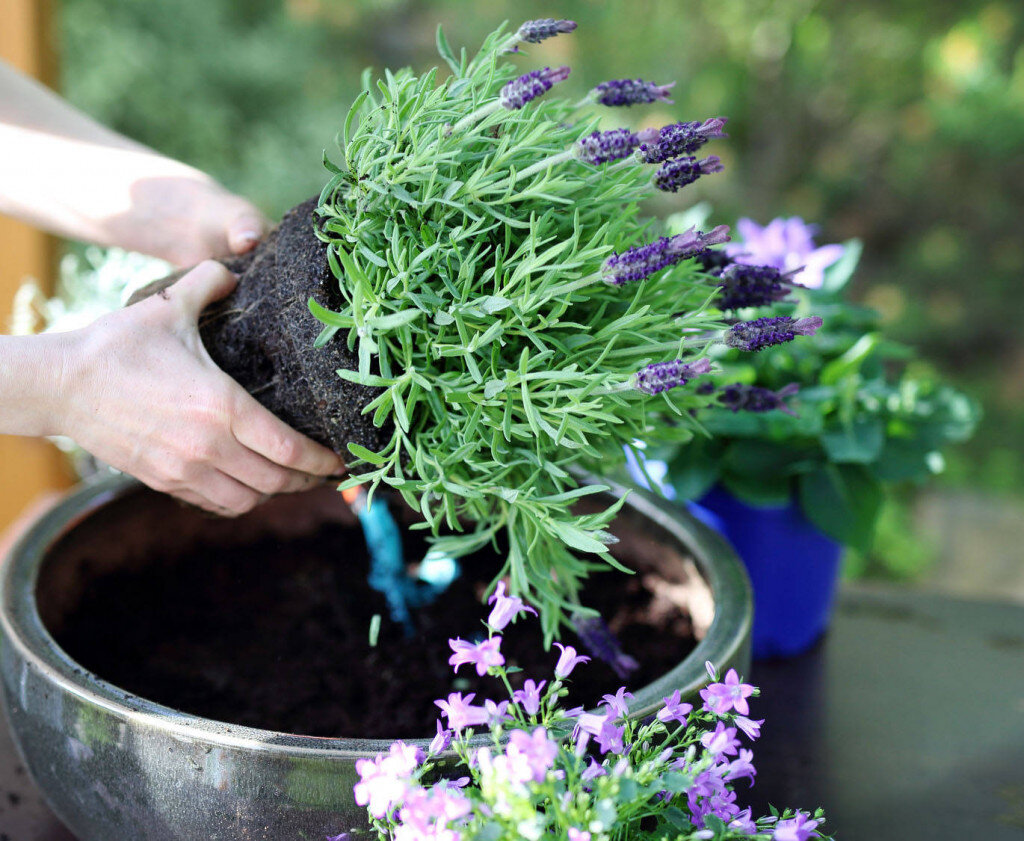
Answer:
xmin=636 ymin=214 xmax=978 ymax=556
xmin=317 ymin=20 xmax=831 ymax=641
xmin=347 ymin=603 xmax=830 ymax=841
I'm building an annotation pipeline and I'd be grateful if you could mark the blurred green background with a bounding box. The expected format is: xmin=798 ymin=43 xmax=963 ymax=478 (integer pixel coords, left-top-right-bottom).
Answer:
xmin=57 ymin=0 xmax=1024 ymax=591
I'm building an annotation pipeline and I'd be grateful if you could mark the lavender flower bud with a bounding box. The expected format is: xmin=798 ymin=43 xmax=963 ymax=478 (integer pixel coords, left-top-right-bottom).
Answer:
xmin=717 ymin=383 xmax=800 ymax=415
xmin=636 ymin=118 xmax=729 ymax=164
xmin=593 ymin=78 xmax=676 ymax=107
xmin=516 ymin=18 xmax=577 ymax=43
xmin=653 ymin=155 xmax=724 ymax=192
xmin=575 ymin=128 xmax=639 ymax=165
xmin=601 ymin=226 xmax=730 ymax=286
xmin=724 ymin=316 xmax=823 ymax=352
xmin=635 ymin=357 xmax=712 ymax=395
xmin=500 ymin=66 xmax=571 ymax=110
xmin=715 ymin=264 xmax=794 ymax=310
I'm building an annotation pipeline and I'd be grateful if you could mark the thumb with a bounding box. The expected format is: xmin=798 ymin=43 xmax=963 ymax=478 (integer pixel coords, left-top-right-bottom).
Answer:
xmin=171 ymin=261 xmax=239 ymax=317
xmin=226 ymin=209 xmax=268 ymax=255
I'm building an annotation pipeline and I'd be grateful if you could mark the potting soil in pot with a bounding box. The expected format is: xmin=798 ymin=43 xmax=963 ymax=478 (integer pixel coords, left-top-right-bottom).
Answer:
xmin=52 ymin=516 xmax=701 ymax=739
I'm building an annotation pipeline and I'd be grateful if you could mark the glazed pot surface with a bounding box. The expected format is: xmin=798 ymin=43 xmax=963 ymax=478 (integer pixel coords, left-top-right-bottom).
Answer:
xmin=0 ymin=475 xmax=750 ymax=841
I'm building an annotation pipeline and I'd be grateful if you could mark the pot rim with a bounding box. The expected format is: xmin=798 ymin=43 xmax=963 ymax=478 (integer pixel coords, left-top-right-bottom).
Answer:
xmin=0 ymin=474 xmax=750 ymax=758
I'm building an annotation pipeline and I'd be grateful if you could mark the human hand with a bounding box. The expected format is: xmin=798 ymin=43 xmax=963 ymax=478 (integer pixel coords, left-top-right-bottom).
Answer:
xmin=105 ymin=173 xmax=270 ymax=267
xmin=58 ymin=261 xmax=344 ymax=515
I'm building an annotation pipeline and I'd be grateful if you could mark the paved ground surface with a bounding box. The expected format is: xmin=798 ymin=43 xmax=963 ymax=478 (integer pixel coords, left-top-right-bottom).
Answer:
xmin=915 ymin=489 xmax=1024 ymax=604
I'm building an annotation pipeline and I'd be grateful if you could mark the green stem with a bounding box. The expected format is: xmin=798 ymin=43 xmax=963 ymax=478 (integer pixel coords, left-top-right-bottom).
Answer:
xmin=516 ymin=149 xmax=575 ymax=181
xmin=449 ymin=100 xmax=502 ymax=135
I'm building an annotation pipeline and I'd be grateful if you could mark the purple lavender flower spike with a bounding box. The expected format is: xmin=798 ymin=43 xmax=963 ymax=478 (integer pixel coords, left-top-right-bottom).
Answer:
xmin=653 ymin=155 xmax=724 ymax=192
xmin=636 ymin=118 xmax=729 ymax=164
xmin=601 ymin=225 xmax=730 ymax=286
xmin=571 ymin=614 xmax=639 ymax=677
xmin=635 ymin=357 xmax=712 ymax=396
xmin=715 ymin=263 xmax=795 ymax=310
xmin=724 ymin=316 xmax=823 ymax=352
xmin=574 ymin=128 xmax=640 ymax=165
xmin=695 ymin=247 xmax=733 ymax=275
xmin=516 ymin=18 xmax=577 ymax=44
xmin=500 ymin=66 xmax=571 ymax=110
xmin=727 ymin=216 xmax=843 ymax=289
xmin=593 ymin=78 xmax=676 ymax=107
xmin=717 ymin=382 xmax=800 ymax=415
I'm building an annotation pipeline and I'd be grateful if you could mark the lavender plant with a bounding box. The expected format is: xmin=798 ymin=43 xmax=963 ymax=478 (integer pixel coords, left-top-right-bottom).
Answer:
xmin=340 ymin=591 xmax=830 ymax=841
xmin=311 ymin=21 xmax=818 ymax=640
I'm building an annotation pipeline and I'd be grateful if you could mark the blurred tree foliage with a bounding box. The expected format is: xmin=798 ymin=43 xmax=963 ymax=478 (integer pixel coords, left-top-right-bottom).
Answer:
xmin=59 ymin=0 xmax=1023 ymax=493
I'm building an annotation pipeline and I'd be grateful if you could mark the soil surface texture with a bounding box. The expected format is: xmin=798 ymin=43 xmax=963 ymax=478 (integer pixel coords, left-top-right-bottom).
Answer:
xmin=53 ymin=512 xmax=699 ymax=739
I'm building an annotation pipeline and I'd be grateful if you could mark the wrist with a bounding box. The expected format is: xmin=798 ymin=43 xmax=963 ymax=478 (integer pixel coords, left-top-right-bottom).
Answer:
xmin=0 ymin=331 xmax=78 ymax=438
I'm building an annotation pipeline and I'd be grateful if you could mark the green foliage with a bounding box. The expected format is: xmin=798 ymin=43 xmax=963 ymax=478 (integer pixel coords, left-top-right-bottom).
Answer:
xmin=664 ymin=239 xmax=980 ymax=551
xmin=312 ymin=24 xmax=724 ymax=640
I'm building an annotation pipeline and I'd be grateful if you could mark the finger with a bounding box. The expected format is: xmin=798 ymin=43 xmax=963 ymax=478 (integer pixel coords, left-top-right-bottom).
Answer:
xmin=198 ymin=469 xmax=265 ymax=517
xmin=231 ymin=391 xmax=344 ymax=477
xmin=169 ymin=261 xmax=238 ymax=317
xmin=227 ymin=210 xmax=268 ymax=255
xmin=219 ymin=442 xmax=322 ymax=496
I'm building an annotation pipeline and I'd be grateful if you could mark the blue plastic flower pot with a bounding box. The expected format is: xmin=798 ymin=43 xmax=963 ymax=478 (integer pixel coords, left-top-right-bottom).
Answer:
xmin=688 ymin=486 xmax=843 ymax=660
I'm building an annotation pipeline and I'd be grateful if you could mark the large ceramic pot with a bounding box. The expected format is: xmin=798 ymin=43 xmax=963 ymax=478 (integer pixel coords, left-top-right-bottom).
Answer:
xmin=0 ymin=474 xmax=751 ymax=841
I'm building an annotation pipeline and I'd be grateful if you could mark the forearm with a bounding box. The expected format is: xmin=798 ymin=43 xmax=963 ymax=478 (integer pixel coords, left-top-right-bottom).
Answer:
xmin=0 ymin=61 xmax=217 ymax=251
xmin=0 ymin=333 xmax=72 ymax=438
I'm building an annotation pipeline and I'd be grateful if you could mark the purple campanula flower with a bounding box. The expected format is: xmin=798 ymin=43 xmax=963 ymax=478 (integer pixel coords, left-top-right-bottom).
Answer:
xmin=657 ymin=689 xmax=693 ymax=726
xmin=568 ymin=829 xmax=592 ymax=841
xmin=653 ymin=155 xmax=724 ymax=192
xmin=435 ymin=692 xmax=490 ymax=731
xmin=396 ymin=787 xmax=471 ymax=841
xmin=575 ymin=128 xmax=640 ymax=165
xmin=636 ymin=118 xmax=729 ymax=164
xmin=735 ymin=715 xmax=765 ymax=740
xmin=601 ymin=225 xmax=730 ymax=286
xmin=483 ymin=698 xmax=512 ymax=726
xmin=717 ymin=382 xmax=800 ymax=415
xmin=601 ymin=687 xmax=634 ymax=717
xmin=725 ymin=748 xmax=757 ymax=783
xmin=715 ymin=263 xmax=795 ymax=310
xmin=729 ymin=808 xmax=758 ymax=834
xmin=581 ymin=757 xmax=606 ymax=782
xmin=516 ymin=18 xmax=577 ymax=44
xmin=773 ymin=811 xmax=821 ymax=841
xmin=500 ymin=66 xmax=570 ymax=109
xmin=506 ymin=727 xmax=559 ymax=783
xmin=512 ymin=679 xmax=546 ymax=716
xmin=728 ymin=216 xmax=844 ymax=290
xmin=705 ymin=660 xmax=718 ymax=680
xmin=571 ymin=614 xmax=639 ymax=677
xmin=487 ymin=581 xmax=536 ymax=630
xmin=553 ymin=642 xmax=591 ymax=678
xmin=327 ymin=835 xmax=351 ymax=841
xmin=701 ymin=721 xmax=741 ymax=756
xmin=593 ymin=78 xmax=676 ymax=107
xmin=576 ymin=712 xmax=626 ymax=755
xmin=635 ymin=356 xmax=712 ymax=396
xmin=724 ymin=316 xmax=823 ymax=352
xmin=701 ymin=668 xmax=756 ymax=715
xmin=353 ymin=741 xmax=423 ymax=818
xmin=429 ymin=720 xmax=453 ymax=754
xmin=448 ymin=636 xmax=504 ymax=676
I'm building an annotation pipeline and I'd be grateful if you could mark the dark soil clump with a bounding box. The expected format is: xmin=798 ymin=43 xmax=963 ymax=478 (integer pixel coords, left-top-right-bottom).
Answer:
xmin=52 ymin=511 xmax=700 ymax=739
xmin=131 ymin=197 xmax=386 ymax=454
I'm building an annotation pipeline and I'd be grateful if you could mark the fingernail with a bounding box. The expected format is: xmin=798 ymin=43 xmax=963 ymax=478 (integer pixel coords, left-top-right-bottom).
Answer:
xmin=236 ymin=230 xmax=260 ymax=250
